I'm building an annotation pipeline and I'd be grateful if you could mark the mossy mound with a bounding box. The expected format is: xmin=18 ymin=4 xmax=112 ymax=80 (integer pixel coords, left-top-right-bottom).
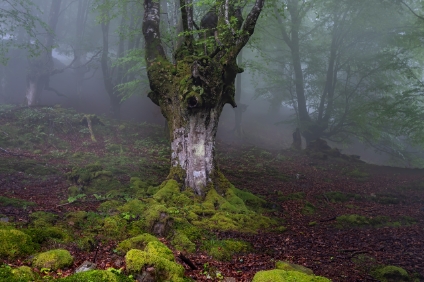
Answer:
xmin=32 ymin=249 xmax=73 ymax=270
xmin=371 ymin=265 xmax=410 ymax=282
xmin=0 ymin=264 xmax=38 ymax=282
xmin=29 ymin=211 xmax=58 ymax=228
xmin=60 ymin=270 xmax=133 ymax=282
xmin=125 ymin=246 xmax=185 ymax=282
xmin=0 ymin=229 xmax=38 ymax=258
xmin=10 ymin=266 xmax=36 ymax=281
xmin=252 ymin=269 xmax=330 ymax=282
xmin=23 ymin=226 xmax=70 ymax=244
xmin=275 ymin=261 xmax=314 ymax=275
xmin=65 ymin=163 xmax=122 ymax=194
xmin=116 ymin=233 xmax=160 ymax=254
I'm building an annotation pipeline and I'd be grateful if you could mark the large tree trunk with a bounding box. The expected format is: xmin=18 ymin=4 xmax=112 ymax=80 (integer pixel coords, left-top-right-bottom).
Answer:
xmin=170 ymin=106 xmax=223 ymax=194
xmin=143 ymin=0 xmax=265 ymax=196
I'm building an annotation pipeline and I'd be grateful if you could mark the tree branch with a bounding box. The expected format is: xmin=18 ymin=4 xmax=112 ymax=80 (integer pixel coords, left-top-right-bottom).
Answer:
xmin=235 ymin=0 xmax=265 ymax=52
xmin=143 ymin=0 xmax=166 ymax=64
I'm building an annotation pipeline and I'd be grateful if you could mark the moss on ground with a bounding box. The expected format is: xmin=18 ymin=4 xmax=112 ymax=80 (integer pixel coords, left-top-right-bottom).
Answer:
xmin=0 ymin=196 xmax=35 ymax=209
xmin=60 ymin=270 xmax=133 ymax=282
xmin=275 ymin=261 xmax=314 ymax=275
xmin=336 ymin=214 xmax=416 ymax=228
xmin=0 ymin=264 xmax=39 ymax=282
xmin=29 ymin=211 xmax=58 ymax=228
xmin=371 ymin=265 xmax=410 ymax=282
xmin=125 ymin=246 xmax=185 ymax=282
xmin=202 ymin=239 xmax=250 ymax=261
xmin=0 ymin=229 xmax=38 ymax=258
xmin=32 ymin=249 xmax=73 ymax=270
xmin=22 ymin=226 xmax=70 ymax=244
xmin=252 ymin=269 xmax=330 ymax=282
xmin=116 ymin=233 xmax=159 ymax=254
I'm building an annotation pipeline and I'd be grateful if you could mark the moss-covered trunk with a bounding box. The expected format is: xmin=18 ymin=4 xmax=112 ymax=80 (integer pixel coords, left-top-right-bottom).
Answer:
xmin=143 ymin=0 xmax=265 ymax=196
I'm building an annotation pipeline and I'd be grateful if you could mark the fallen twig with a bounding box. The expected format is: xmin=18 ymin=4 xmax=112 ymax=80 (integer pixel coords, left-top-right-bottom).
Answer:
xmin=177 ymin=251 xmax=198 ymax=270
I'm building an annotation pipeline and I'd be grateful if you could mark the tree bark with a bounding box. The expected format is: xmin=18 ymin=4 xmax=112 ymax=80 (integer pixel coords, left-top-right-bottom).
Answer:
xmin=25 ymin=0 xmax=62 ymax=106
xmin=143 ymin=0 xmax=265 ymax=196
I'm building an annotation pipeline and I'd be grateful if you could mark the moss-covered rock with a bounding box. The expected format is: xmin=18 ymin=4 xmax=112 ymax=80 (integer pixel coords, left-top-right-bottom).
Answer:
xmin=0 ymin=229 xmax=38 ymax=258
xmin=252 ymin=269 xmax=330 ymax=282
xmin=98 ymin=200 xmax=122 ymax=214
xmin=275 ymin=261 xmax=314 ymax=275
xmin=32 ymin=249 xmax=73 ymax=270
xmin=371 ymin=265 xmax=410 ymax=282
xmin=125 ymin=249 xmax=185 ymax=282
xmin=116 ymin=233 xmax=159 ymax=254
xmin=60 ymin=270 xmax=133 ymax=282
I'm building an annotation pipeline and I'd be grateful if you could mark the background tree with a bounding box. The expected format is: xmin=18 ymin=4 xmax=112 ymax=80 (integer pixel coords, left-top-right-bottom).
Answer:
xmin=142 ymin=0 xmax=265 ymax=196
xmin=25 ymin=0 xmax=63 ymax=106
xmin=251 ymin=0 xmax=424 ymax=160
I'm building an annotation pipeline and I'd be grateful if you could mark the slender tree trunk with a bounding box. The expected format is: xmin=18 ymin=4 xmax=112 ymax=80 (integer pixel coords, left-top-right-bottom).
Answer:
xmin=25 ymin=0 xmax=61 ymax=106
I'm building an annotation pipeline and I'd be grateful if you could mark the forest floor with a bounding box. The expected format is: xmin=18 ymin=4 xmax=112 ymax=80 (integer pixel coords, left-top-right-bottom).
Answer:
xmin=0 ymin=105 xmax=423 ymax=281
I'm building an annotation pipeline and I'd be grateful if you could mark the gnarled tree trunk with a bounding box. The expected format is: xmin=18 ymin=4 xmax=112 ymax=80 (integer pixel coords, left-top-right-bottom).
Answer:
xmin=143 ymin=0 xmax=265 ymax=196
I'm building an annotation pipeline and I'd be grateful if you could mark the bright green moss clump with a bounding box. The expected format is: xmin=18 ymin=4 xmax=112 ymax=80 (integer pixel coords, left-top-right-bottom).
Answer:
xmin=32 ymin=249 xmax=73 ymax=270
xmin=125 ymin=248 xmax=185 ymax=282
xmin=60 ymin=270 xmax=133 ymax=282
xmin=11 ymin=266 xmax=36 ymax=280
xmin=0 ymin=264 xmax=38 ymax=282
xmin=275 ymin=261 xmax=314 ymax=275
xmin=252 ymin=269 xmax=331 ymax=282
xmin=116 ymin=233 xmax=159 ymax=254
xmin=0 ymin=229 xmax=38 ymax=258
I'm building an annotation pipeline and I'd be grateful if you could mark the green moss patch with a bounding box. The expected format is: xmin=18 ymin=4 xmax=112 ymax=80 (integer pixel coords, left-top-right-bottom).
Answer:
xmin=275 ymin=261 xmax=314 ymax=275
xmin=0 ymin=264 xmax=38 ymax=282
xmin=336 ymin=214 xmax=416 ymax=228
xmin=23 ymin=227 xmax=70 ymax=244
xmin=125 ymin=246 xmax=185 ymax=282
xmin=0 ymin=229 xmax=38 ymax=258
xmin=0 ymin=196 xmax=35 ymax=208
xmin=60 ymin=270 xmax=133 ymax=282
xmin=371 ymin=265 xmax=410 ymax=282
xmin=252 ymin=269 xmax=330 ymax=282
xmin=116 ymin=233 xmax=159 ymax=254
xmin=202 ymin=239 xmax=250 ymax=261
xmin=32 ymin=249 xmax=73 ymax=270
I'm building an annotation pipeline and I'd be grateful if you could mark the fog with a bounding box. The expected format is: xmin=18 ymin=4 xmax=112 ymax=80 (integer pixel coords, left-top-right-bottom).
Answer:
xmin=1 ymin=0 xmax=423 ymax=167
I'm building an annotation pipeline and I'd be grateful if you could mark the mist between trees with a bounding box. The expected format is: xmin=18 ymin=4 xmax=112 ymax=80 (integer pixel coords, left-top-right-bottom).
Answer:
xmin=1 ymin=0 xmax=424 ymax=168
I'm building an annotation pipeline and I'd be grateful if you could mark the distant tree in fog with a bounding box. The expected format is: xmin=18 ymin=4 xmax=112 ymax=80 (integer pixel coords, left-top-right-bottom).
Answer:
xmin=251 ymin=0 xmax=424 ymax=157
